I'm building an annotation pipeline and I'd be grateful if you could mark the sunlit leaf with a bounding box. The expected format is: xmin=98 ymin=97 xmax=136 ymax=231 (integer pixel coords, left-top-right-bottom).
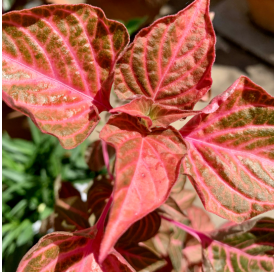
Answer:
xmin=111 ymin=97 xmax=198 ymax=130
xmin=114 ymin=0 xmax=215 ymax=110
xmin=2 ymin=5 xmax=129 ymax=149
xmin=99 ymin=113 xmax=186 ymax=261
xmin=180 ymin=76 xmax=274 ymax=222
xmin=17 ymin=227 xmax=135 ymax=272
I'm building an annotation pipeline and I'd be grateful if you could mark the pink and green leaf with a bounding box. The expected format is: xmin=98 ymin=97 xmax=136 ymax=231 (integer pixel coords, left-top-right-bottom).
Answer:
xmin=111 ymin=97 xmax=198 ymax=130
xmin=163 ymin=216 xmax=274 ymax=272
xmin=99 ymin=113 xmax=187 ymax=261
xmin=204 ymin=218 xmax=274 ymax=272
xmin=180 ymin=76 xmax=274 ymax=223
xmin=17 ymin=229 xmax=135 ymax=272
xmin=114 ymin=0 xmax=215 ymax=110
xmin=2 ymin=4 xmax=129 ymax=149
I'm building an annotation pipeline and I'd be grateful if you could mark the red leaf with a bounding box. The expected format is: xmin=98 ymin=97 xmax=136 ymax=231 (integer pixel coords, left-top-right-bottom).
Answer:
xmin=114 ymin=0 xmax=215 ymax=110
xmin=99 ymin=113 xmax=187 ymax=261
xmin=180 ymin=76 xmax=274 ymax=223
xmin=111 ymin=97 xmax=198 ymax=130
xmin=85 ymin=140 xmax=115 ymax=172
xmin=17 ymin=228 xmax=135 ymax=272
xmin=118 ymin=211 xmax=161 ymax=245
xmin=117 ymin=244 xmax=166 ymax=271
xmin=87 ymin=175 xmax=113 ymax=222
xmin=2 ymin=5 xmax=129 ymax=149
xmin=55 ymin=182 xmax=89 ymax=232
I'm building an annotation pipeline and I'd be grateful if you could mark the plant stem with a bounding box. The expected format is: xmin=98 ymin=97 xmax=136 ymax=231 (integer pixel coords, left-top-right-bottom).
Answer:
xmin=101 ymin=140 xmax=114 ymax=180
xmin=96 ymin=195 xmax=113 ymax=231
xmin=160 ymin=214 xmax=212 ymax=244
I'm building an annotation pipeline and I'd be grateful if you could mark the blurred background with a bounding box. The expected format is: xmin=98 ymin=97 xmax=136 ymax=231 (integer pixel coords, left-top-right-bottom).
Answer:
xmin=2 ymin=0 xmax=274 ymax=271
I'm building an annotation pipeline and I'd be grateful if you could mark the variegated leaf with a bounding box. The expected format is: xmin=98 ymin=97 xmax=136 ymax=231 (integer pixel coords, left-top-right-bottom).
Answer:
xmin=99 ymin=113 xmax=186 ymax=261
xmin=114 ymin=0 xmax=215 ymax=110
xmin=2 ymin=5 xmax=129 ymax=149
xmin=163 ymin=216 xmax=274 ymax=272
xmin=180 ymin=76 xmax=274 ymax=222
xmin=111 ymin=97 xmax=198 ymax=130
xmin=203 ymin=218 xmax=274 ymax=272
xmin=17 ymin=228 xmax=135 ymax=272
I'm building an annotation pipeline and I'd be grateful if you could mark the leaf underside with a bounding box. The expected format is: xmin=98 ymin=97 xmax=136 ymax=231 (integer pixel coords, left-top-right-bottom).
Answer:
xmin=180 ymin=76 xmax=274 ymax=222
xmin=99 ymin=113 xmax=186 ymax=261
xmin=114 ymin=0 xmax=215 ymax=110
xmin=2 ymin=4 xmax=129 ymax=149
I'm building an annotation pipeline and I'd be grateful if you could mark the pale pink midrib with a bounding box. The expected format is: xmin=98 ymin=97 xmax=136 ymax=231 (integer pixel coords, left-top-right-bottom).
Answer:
xmin=186 ymin=137 xmax=273 ymax=165
xmin=183 ymin=105 xmax=274 ymax=136
xmin=153 ymin=0 xmax=202 ymax=100
xmin=188 ymin=140 xmax=274 ymax=201
xmin=195 ymin=125 xmax=273 ymax=142
xmin=12 ymin=8 xmax=101 ymax=94
xmin=102 ymin=137 xmax=145 ymax=258
xmin=3 ymin=54 xmax=95 ymax=102
xmin=156 ymin=35 xmax=209 ymax=93
xmin=103 ymin=130 xmax=181 ymax=257
xmin=197 ymin=138 xmax=274 ymax=193
xmin=21 ymin=235 xmax=84 ymax=267
xmin=209 ymin=240 xmax=274 ymax=267
xmin=39 ymin=243 xmax=92 ymax=272
xmin=6 ymin=16 xmax=93 ymax=96
xmin=170 ymin=218 xmax=273 ymax=268
xmin=144 ymin=31 xmax=154 ymax=96
xmin=3 ymin=21 xmax=55 ymax=77
xmin=187 ymin=153 xmax=271 ymax=219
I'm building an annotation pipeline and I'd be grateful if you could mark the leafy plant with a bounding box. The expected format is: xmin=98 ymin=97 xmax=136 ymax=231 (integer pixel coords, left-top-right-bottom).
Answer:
xmin=2 ymin=0 xmax=274 ymax=271
xmin=2 ymin=119 xmax=97 ymax=271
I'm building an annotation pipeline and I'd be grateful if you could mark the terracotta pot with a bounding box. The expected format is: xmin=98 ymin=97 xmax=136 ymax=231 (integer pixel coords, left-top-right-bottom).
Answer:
xmin=246 ymin=0 xmax=274 ymax=32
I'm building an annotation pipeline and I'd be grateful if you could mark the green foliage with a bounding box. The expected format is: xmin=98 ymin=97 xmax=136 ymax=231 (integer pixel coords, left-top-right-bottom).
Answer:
xmin=2 ymin=119 xmax=95 ymax=272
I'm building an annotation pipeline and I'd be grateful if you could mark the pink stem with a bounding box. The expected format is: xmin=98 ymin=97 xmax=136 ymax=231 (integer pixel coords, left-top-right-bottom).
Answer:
xmin=161 ymin=215 xmax=212 ymax=244
xmin=101 ymin=140 xmax=114 ymax=180
xmin=96 ymin=195 xmax=113 ymax=230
